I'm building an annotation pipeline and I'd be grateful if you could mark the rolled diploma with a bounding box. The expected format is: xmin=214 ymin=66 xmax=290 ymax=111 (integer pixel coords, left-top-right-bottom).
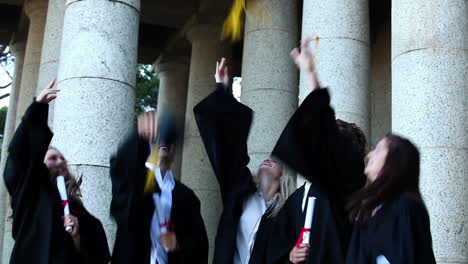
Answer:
xmin=153 ymin=194 xmax=169 ymax=252
xmin=56 ymin=176 xmax=73 ymax=233
xmin=302 ymin=197 xmax=316 ymax=244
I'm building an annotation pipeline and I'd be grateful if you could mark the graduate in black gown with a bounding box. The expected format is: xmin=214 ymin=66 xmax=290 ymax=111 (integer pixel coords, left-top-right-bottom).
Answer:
xmin=4 ymin=79 xmax=111 ymax=264
xmin=194 ymin=58 xmax=296 ymax=264
xmin=110 ymin=111 xmax=208 ymax=264
xmin=268 ymin=39 xmax=368 ymax=264
xmin=272 ymin=38 xmax=436 ymax=264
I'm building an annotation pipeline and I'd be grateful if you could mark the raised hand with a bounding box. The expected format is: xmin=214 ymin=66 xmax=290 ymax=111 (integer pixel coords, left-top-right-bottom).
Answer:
xmin=138 ymin=111 xmax=158 ymax=143
xmin=290 ymin=38 xmax=320 ymax=92
xmin=36 ymin=78 xmax=59 ymax=104
xmin=214 ymin=57 xmax=229 ymax=90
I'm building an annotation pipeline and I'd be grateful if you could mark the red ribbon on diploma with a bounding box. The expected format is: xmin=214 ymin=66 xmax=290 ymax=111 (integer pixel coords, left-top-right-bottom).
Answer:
xmin=160 ymin=221 xmax=175 ymax=232
xmin=61 ymin=200 xmax=68 ymax=208
xmin=294 ymin=227 xmax=312 ymax=247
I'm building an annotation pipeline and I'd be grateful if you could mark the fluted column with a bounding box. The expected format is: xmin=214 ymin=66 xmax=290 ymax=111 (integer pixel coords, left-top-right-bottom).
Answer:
xmin=36 ymin=0 xmax=66 ymax=128
xmin=0 ymin=40 xmax=26 ymax=264
xmin=15 ymin=0 xmax=48 ymax=125
xmin=392 ymin=1 xmax=468 ymax=263
xmin=181 ymin=24 xmax=231 ymax=257
xmin=52 ymin=0 xmax=140 ymax=246
xmin=300 ymin=0 xmax=370 ymax=135
xmin=154 ymin=54 xmax=190 ymax=180
xmin=240 ymin=0 xmax=299 ymax=171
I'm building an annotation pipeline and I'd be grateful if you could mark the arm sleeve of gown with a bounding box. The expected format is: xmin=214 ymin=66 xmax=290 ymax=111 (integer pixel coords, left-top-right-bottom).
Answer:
xmin=78 ymin=212 xmax=111 ymax=264
xmin=4 ymin=101 xmax=53 ymax=198
xmin=272 ymin=88 xmax=365 ymax=200
xmin=394 ymin=199 xmax=436 ymax=264
xmin=171 ymin=192 xmax=209 ymax=264
xmin=193 ymin=83 xmax=254 ymax=201
xmin=267 ymin=192 xmax=299 ymax=264
xmin=110 ymin=130 xmax=150 ymax=227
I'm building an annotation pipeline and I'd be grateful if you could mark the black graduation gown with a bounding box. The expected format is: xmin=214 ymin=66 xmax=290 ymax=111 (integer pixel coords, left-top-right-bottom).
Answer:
xmin=272 ymin=88 xmax=366 ymax=256
xmin=346 ymin=194 xmax=436 ymax=264
xmin=268 ymin=183 xmax=344 ymax=264
xmin=272 ymin=89 xmax=436 ymax=263
xmin=4 ymin=101 xmax=111 ymax=264
xmin=110 ymin=131 xmax=209 ymax=264
xmin=193 ymin=84 xmax=274 ymax=264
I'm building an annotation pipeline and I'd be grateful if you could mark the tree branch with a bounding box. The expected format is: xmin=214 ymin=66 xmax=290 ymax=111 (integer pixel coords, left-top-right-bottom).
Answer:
xmin=0 ymin=83 xmax=12 ymax=89
xmin=0 ymin=93 xmax=10 ymax=100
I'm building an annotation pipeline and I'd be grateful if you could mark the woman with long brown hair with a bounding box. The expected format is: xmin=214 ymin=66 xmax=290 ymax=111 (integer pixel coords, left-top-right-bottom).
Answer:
xmin=273 ymin=39 xmax=436 ymax=263
xmin=4 ymin=79 xmax=110 ymax=264
xmin=344 ymin=134 xmax=436 ymax=263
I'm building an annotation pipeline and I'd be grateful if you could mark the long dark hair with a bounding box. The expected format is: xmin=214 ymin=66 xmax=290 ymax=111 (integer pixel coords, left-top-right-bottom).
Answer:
xmin=48 ymin=147 xmax=83 ymax=206
xmin=347 ymin=134 xmax=423 ymax=224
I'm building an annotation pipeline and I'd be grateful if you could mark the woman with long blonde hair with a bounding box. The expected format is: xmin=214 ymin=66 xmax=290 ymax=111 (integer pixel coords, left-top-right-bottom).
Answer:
xmin=194 ymin=58 xmax=296 ymax=264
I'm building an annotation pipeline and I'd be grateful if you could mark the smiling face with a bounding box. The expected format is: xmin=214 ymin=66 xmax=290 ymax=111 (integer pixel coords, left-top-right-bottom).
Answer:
xmin=44 ymin=148 xmax=69 ymax=176
xmin=257 ymin=159 xmax=283 ymax=182
xmin=364 ymin=138 xmax=390 ymax=182
xmin=158 ymin=143 xmax=176 ymax=167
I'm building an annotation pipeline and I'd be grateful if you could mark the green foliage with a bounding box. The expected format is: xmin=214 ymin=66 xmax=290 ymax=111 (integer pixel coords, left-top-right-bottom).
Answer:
xmin=135 ymin=64 xmax=159 ymax=114
xmin=0 ymin=106 xmax=7 ymax=135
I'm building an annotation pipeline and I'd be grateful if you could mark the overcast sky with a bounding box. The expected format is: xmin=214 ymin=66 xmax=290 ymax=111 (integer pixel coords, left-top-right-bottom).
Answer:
xmin=0 ymin=67 xmax=11 ymax=108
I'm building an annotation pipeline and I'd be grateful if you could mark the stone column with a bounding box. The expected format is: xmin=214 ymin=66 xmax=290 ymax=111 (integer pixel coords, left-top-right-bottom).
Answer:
xmin=0 ymin=40 xmax=26 ymax=263
xmin=392 ymin=1 xmax=468 ymax=263
xmin=154 ymin=55 xmax=190 ymax=180
xmin=300 ymin=0 xmax=370 ymax=135
xmin=181 ymin=24 xmax=231 ymax=257
xmin=15 ymin=0 xmax=48 ymax=124
xmin=36 ymin=0 xmax=66 ymax=128
xmin=240 ymin=0 xmax=299 ymax=172
xmin=52 ymin=0 xmax=140 ymax=246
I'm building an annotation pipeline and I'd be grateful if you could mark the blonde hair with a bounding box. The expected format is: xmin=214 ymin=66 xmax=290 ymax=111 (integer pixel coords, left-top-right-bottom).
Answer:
xmin=268 ymin=167 xmax=296 ymax=217
xmin=253 ymin=164 xmax=296 ymax=218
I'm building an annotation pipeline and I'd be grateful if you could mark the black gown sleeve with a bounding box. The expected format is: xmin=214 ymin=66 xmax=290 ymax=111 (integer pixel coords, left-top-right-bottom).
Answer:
xmin=272 ymin=88 xmax=365 ymax=202
xmin=4 ymin=101 xmax=53 ymax=223
xmin=267 ymin=187 xmax=303 ymax=264
xmin=170 ymin=188 xmax=209 ymax=264
xmin=110 ymin=130 xmax=150 ymax=227
xmin=393 ymin=198 xmax=436 ymax=263
xmin=193 ymin=83 xmax=255 ymax=202
xmin=78 ymin=210 xmax=111 ymax=264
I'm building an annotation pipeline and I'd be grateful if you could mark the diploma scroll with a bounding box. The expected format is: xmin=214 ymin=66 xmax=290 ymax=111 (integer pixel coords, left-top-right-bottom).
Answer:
xmin=153 ymin=194 xmax=170 ymax=253
xmin=153 ymin=195 xmax=168 ymax=234
xmin=56 ymin=176 xmax=73 ymax=233
xmin=295 ymin=197 xmax=316 ymax=246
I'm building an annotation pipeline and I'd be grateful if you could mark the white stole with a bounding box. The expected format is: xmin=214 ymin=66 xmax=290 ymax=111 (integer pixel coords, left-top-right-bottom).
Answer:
xmin=146 ymin=163 xmax=175 ymax=264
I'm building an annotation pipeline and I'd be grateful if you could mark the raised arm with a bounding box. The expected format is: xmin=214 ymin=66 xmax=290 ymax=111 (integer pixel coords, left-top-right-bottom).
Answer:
xmin=193 ymin=58 xmax=254 ymax=201
xmin=4 ymin=79 xmax=58 ymax=197
xmin=272 ymin=39 xmax=365 ymax=200
xmin=110 ymin=112 xmax=155 ymax=226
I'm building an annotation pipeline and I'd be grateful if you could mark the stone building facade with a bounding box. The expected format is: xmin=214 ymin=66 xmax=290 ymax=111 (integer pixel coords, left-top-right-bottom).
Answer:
xmin=0 ymin=0 xmax=466 ymax=263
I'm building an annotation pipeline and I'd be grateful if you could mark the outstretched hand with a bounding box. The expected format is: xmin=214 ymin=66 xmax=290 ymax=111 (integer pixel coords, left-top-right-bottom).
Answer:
xmin=290 ymin=38 xmax=315 ymax=73
xmin=36 ymin=78 xmax=59 ymax=104
xmin=290 ymin=38 xmax=320 ymax=92
xmin=138 ymin=111 xmax=158 ymax=143
xmin=214 ymin=57 xmax=229 ymax=90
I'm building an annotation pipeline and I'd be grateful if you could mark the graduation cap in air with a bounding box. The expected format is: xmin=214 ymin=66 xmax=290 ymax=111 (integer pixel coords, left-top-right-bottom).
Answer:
xmin=157 ymin=111 xmax=179 ymax=146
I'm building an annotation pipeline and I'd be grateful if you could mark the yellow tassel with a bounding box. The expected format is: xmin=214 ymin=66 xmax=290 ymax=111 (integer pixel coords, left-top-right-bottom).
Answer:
xmin=222 ymin=0 xmax=247 ymax=41
xmin=144 ymin=146 xmax=158 ymax=194
xmin=222 ymin=0 xmax=270 ymax=42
